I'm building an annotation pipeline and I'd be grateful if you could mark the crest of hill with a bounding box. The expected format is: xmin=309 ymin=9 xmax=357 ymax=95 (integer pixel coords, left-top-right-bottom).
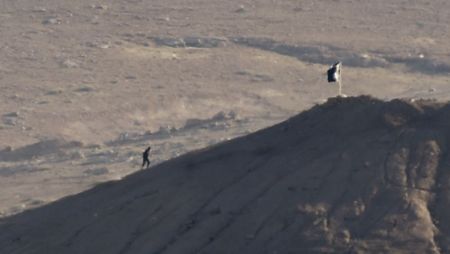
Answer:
xmin=2 ymin=96 xmax=450 ymax=254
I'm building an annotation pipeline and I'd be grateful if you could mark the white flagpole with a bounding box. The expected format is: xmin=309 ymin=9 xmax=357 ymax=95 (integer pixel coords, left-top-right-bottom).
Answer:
xmin=337 ymin=62 xmax=342 ymax=97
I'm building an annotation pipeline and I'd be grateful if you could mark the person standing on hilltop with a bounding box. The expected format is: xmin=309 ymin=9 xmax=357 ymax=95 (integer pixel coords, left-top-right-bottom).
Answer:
xmin=142 ymin=146 xmax=151 ymax=169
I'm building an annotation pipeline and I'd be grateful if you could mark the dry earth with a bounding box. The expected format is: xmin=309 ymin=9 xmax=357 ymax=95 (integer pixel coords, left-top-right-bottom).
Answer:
xmin=1 ymin=0 xmax=450 ymax=217
xmin=1 ymin=0 xmax=450 ymax=252
xmin=2 ymin=97 xmax=450 ymax=253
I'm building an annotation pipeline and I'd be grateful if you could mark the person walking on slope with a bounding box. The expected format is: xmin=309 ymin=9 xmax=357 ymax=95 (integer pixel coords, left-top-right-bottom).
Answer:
xmin=142 ymin=146 xmax=151 ymax=169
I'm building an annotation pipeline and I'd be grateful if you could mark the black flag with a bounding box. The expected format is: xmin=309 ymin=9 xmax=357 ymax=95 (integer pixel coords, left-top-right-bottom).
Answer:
xmin=327 ymin=62 xmax=341 ymax=83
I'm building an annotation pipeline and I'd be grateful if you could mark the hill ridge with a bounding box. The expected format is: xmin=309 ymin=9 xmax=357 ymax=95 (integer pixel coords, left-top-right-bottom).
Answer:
xmin=2 ymin=96 xmax=450 ymax=254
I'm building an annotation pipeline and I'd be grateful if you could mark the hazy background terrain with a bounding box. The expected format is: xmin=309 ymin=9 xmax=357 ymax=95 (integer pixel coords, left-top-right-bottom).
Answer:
xmin=1 ymin=0 xmax=450 ymax=217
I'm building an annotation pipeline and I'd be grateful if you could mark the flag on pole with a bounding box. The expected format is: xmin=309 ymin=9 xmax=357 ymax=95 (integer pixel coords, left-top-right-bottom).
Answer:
xmin=327 ymin=62 xmax=341 ymax=83
xmin=327 ymin=62 xmax=343 ymax=96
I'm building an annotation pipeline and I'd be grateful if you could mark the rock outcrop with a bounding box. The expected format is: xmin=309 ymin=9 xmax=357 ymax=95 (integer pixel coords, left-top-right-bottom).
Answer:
xmin=2 ymin=96 xmax=450 ymax=254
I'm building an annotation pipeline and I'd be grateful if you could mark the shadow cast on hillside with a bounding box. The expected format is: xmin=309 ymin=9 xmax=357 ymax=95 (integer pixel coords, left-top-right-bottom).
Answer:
xmin=3 ymin=96 xmax=450 ymax=254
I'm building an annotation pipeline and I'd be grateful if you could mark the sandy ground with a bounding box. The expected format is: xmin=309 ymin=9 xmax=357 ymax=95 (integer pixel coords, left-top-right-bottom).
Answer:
xmin=1 ymin=0 xmax=450 ymax=218
xmin=3 ymin=97 xmax=450 ymax=253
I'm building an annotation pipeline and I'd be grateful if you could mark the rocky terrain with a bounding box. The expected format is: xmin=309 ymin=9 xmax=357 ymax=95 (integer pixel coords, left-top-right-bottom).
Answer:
xmin=1 ymin=0 xmax=450 ymax=252
xmin=2 ymin=0 xmax=450 ymax=218
xmin=2 ymin=97 xmax=450 ymax=253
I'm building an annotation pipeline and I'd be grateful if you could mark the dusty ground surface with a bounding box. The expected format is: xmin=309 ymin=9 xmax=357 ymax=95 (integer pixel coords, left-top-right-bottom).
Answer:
xmin=3 ymin=97 xmax=450 ymax=253
xmin=1 ymin=0 xmax=450 ymax=242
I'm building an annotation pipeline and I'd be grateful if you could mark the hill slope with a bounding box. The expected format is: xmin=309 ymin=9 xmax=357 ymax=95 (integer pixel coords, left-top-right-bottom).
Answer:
xmin=1 ymin=96 xmax=450 ymax=253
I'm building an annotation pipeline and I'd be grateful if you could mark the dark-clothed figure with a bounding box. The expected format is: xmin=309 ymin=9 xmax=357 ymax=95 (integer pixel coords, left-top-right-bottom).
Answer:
xmin=142 ymin=146 xmax=151 ymax=168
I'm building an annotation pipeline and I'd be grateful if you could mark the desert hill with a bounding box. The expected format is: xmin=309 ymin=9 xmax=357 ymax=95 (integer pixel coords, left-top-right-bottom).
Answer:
xmin=2 ymin=0 xmax=450 ymax=221
xmin=1 ymin=96 xmax=450 ymax=253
